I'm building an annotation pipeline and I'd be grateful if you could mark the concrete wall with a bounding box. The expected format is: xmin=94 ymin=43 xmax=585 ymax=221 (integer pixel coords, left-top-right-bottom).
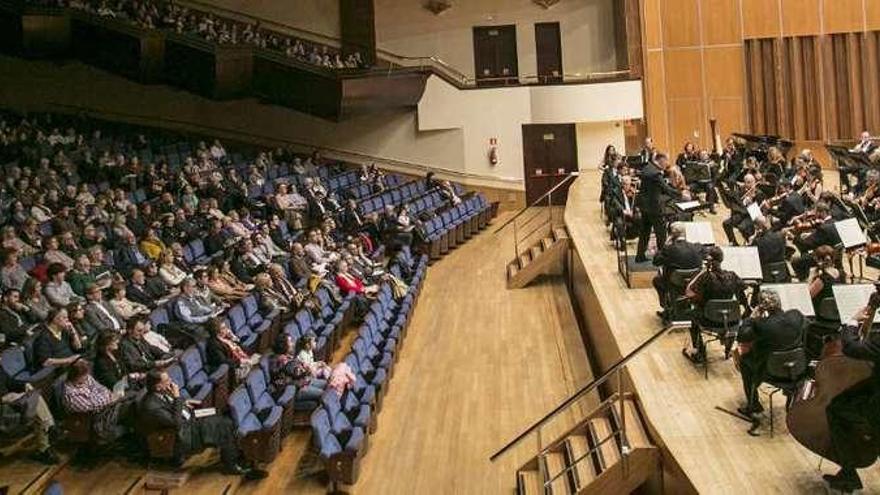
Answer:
xmin=375 ymin=0 xmax=620 ymax=80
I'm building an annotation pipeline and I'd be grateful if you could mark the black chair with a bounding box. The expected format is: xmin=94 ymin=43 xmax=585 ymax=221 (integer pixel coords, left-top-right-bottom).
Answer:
xmin=806 ymin=297 xmax=840 ymax=359
xmin=761 ymin=261 xmax=792 ymax=283
xmin=664 ymin=268 xmax=701 ymax=323
xmin=762 ymin=347 xmax=808 ymax=436
xmin=698 ymin=299 xmax=742 ymax=378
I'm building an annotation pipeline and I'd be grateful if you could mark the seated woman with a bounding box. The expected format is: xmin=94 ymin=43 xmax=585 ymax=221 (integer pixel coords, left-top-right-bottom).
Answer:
xmin=158 ymin=250 xmax=188 ymax=287
xmin=294 ymin=333 xmax=332 ymax=380
xmin=268 ymin=334 xmax=326 ymax=410
xmin=61 ymin=359 xmax=131 ymax=441
xmin=808 ymin=244 xmax=844 ymax=315
xmin=93 ymin=332 xmax=144 ymax=391
xmin=253 ymin=272 xmax=288 ymax=315
xmin=335 ymin=259 xmax=378 ymax=298
xmin=21 ymin=278 xmax=52 ymax=323
xmin=138 ymin=228 xmax=166 ymax=262
xmin=107 ymin=285 xmax=151 ymax=321
xmin=205 ymin=317 xmax=256 ymax=379
xmin=204 ymin=264 xmax=250 ymax=303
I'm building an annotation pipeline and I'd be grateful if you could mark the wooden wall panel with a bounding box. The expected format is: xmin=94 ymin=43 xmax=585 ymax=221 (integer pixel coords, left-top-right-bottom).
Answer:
xmin=864 ymin=32 xmax=880 ymax=132
xmin=867 ymin=0 xmax=880 ymax=30
xmin=742 ymin=0 xmax=782 ymax=39
xmin=704 ymin=46 xmax=744 ymax=97
xmin=645 ymin=50 xmax=670 ymax=151
xmin=644 ymin=0 xmax=663 ymax=49
xmin=701 ymin=0 xmax=740 ymax=45
xmin=781 ymin=0 xmax=821 ymax=36
xmin=709 ymin=97 xmax=745 ymax=140
xmin=669 ymin=97 xmax=705 ymax=148
xmin=664 ymin=49 xmax=703 ymax=97
xmin=823 ymin=0 xmax=866 ymax=33
xmin=662 ymin=0 xmax=701 ymax=47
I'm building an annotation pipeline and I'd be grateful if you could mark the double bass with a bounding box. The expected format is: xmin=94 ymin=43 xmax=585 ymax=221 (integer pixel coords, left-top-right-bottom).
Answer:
xmin=786 ymin=286 xmax=879 ymax=467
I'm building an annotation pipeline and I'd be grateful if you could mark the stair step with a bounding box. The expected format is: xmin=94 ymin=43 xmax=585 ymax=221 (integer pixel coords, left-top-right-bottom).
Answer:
xmin=588 ymin=416 xmax=621 ymax=472
xmin=530 ymin=245 xmax=543 ymax=261
xmin=519 ymin=253 xmax=531 ymax=268
xmin=553 ymin=227 xmax=569 ymax=241
xmin=564 ymin=434 xmax=597 ymax=490
xmin=507 ymin=261 xmax=520 ymax=280
xmin=609 ymin=399 xmax=651 ymax=449
xmin=542 ymin=450 xmax=571 ymax=494
xmin=517 ymin=469 xmax=544 ymax=495
xmin=541 ymin=237 xmax=554 ymax=251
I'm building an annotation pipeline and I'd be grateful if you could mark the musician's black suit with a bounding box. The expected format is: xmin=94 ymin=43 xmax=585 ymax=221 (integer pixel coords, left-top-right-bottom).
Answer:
xmin=827 ymin=324 xmax=880 ymax=484
xmin=737 ymin=309 xmax=805 ymax=412
xmin=771 ymin=192 xmax=805 ymax=226
xmin=722 ymin=186 xmax=764 ymax=245
xmin=635 ymin=162 xmax=680 ymax=261
xmin=753 ymin=230 xmax=787 ymax=266
xmin=652 ymin=238 xmax=703 ymax=306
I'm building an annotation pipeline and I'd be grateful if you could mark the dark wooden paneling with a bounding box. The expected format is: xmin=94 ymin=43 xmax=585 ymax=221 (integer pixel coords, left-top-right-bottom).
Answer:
xmin=535 ymin=22 xmax=562 ymax=83
xmin=252 ymin=53 xmax=341 ymax=121
xmin=522 ymin=124 xmax=578 ymax=205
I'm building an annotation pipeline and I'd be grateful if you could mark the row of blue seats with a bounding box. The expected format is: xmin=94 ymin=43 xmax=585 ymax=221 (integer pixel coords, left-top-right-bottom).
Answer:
xmin=422 ymin=194 xmax=493 ymax=259
xmin=310 ymin=246 xmax=428 ymax=485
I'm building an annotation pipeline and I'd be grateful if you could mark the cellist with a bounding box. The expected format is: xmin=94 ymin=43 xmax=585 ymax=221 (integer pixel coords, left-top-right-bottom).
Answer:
xmin=823 ymin=303 xmax=880 ymax=492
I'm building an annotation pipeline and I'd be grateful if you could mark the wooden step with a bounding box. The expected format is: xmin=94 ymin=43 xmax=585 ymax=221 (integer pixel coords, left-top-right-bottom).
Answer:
xmin=553 ymin=227 xmax=569 ymax=241
xmin=542 ymin=450 xmax=571 ymax=494
xmin=564 ymin=434 xmax=597 ymax=490
xmin=530 ymin=245 xmax=543 ymax=262
xmin=541 ymin=236 xmax=554 ymax=251
xmin=609 ymin=399 xmax=651 ymax=449
xmin=507 ymin=261 xmax=520 ymax=280
xmin=588 ymin=416 xmax=621 ymax=472
xmin=517 ymin=469 xmax=544 ymax=495
xmin=519 ymin=252 xmax=532 ymax=268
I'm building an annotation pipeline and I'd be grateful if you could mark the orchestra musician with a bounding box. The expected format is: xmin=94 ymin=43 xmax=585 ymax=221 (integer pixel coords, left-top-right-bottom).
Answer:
xmin=760 ymin=147 xmax=787 ymax=183
xmin=639 ymin=137 xmax=657 ymax=167
xmin=720 ymin=137 xmax=744 ymax=184
xmin=634 ymin=153 xmax=682 ymax=262
xmin=840 ymin=131 xmax=878 ymax=192
xmin=750 ymin=217 xmax=786 ymax=275
xmin=735 ymin=289 xmax=805 ymax=417
xmin=761 ymin=182 xmax=805 ymax=229
xmin=789 ymin=202 xmax=840 ymax=280
xmin=675 ymin=142 xmax=699 ymax=168
xmin=610 ymin=175 xmax=640 ymax=240
xmin=683 ymin=246 xmax=749 ymax=364
xmin=806 ymin=245 xmax=844 ymax=314
xmin=651 ymin=222 xmax=703 ymax=318
xmin=722 ymin=174 xmax=763 ymax=246
xmin=822 ymin=303 xmax=880 ymax=492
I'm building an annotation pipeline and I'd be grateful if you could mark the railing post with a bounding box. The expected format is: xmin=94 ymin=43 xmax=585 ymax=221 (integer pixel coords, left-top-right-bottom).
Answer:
xmin=617 ymin=368 xmax=629 ymax=476
xmin=536 ymin=425 xmax=545 ymax=488
xmin=513 ymin=220 xmax=520 ymax=260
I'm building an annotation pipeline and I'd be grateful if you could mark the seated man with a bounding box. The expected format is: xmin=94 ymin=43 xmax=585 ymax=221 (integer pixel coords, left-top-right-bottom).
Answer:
xmin=119 ymin=317 xmax=175 ymax=374
xmin=735 ymin=290 xmax=805 ymax=417
xmin=61 ymin=359 xmax=131 ymax=441
xmin=0 ymin=288 xmax=34 ymax=344
xmin=652 ymin=222 xmax=703 ymax=318
xmin=0 ymin=365 xmax=58 ymax=464
xmin=138 ymin=370 xmax=267 ymax=479
xmin=684 ymin=246 xmax=750 ymax=364
xmin=173 ymin=278 xmax=222 ymax=325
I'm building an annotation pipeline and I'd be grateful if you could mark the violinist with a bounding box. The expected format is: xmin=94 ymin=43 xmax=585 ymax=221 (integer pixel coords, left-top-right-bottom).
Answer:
xmin=750 ymin=217 xmax=786 ymax=272
xmin=761 ymin=146 xmax=786 ymax=180
xmin=823 ymin=303 xmax=880 ymax=492
xmin=797 ymin=165 xmax=824 ymax=207
xmin=853 ymin=169 xmax=880 ymax=212
xmin=683 ymin=246 xmax=749 ymax=364
xmin=652 ymin=222 xmax=703 ymax=317
xmin=790 ymin=202 xmax=840 ymax=280
xmin=736 ymin=290 xmax=805 ymax=417
xmin=720 ymin=137 xmax=744 ymax=184
xmin=761 ymin=182 xmax=804 ymax=228
xmin=601 ymin=144 xmax=621 ymax=170
xmin=639 ymin=137 xmax=657 ymax=167
xmin=722 ymin=174 xmax=763 ymax=246
xmin=806 ymin=245 xmax=844 ymax=314
xmin=675 ymin=141 xmax=698 ymax=168
xmin=611 ymin=175 xmax=639 ymax=239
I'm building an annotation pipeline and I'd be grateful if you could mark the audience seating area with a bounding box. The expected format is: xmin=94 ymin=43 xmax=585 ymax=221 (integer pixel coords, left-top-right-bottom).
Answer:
xmin=0 ymin=108 xmax=496 ymax=491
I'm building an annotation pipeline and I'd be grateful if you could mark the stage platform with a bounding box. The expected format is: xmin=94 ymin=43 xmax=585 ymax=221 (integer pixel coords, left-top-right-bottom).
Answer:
xmin=564 ymin=171 xmax=880 ymax=494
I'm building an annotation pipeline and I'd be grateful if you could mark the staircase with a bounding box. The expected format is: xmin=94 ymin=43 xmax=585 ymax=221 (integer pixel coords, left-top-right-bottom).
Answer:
xmin=515 ymin=395 xmax=658 ymax=495
xmin=507 ymin=227 xmax=570 ymax=289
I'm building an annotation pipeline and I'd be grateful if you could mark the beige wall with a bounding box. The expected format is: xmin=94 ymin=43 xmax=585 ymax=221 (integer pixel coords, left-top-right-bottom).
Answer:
xmin=196 ymin=0 xmax=340 ymax=39
xmin=376 ymin=0 xmax=620 ymax=80
xmin=576 ymin=121 xmax=625 ymax=170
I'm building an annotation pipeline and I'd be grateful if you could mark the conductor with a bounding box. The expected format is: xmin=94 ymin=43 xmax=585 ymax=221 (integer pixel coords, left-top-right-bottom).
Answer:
xmin=635 ymin=153 xmax=682 ymax=262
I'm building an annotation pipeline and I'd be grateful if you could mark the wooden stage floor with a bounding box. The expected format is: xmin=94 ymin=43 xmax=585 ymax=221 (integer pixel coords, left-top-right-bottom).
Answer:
xmin=1 ymin=214 xmax=595 ymax=494
xmin=564 ymin=170 xmax=880 ymax=494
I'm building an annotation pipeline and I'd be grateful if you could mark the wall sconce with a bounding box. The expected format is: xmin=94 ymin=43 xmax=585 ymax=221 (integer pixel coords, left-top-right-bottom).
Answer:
xmin=533 ymin=0 xmax=561 ymax=8
xmin=424 ymin=0 xmax=452 ymax=15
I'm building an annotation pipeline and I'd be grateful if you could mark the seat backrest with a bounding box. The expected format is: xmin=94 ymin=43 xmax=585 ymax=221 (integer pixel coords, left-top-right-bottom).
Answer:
xmin=245 ymin=368 xmax=268 ymax=403
xmin=180 ymin=347 xmax=203 ymax=380
xmin=0 ymin=347 xmax=26 ymax=377
xmin=703 ymin=299 xmax=742 ymax=325
xmin=816 ymin=297 xmax=840 ymax=322
xmin=228 ymin=305 xmax=247 ymax=331
xmin=766 ymin=347 xmax=808 ymax=382
xmin=228 ymin=387 xmax=253 ymax=425
xmin=242 ymin=295 xmax=258 ymax=317
xmin=167 ymin=363 xmax=187 ymax=388
xmin=669 ymin=268 xmax=701 ymax=288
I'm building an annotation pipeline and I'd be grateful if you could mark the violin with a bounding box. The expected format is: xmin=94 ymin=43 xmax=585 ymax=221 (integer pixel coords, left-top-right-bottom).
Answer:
xmin=786 ymin=285 xmax=879 ymax=466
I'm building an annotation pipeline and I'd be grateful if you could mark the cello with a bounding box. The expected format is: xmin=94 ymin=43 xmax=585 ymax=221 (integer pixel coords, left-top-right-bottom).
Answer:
xmin=786 ymin=285 xmax=879 ymax=467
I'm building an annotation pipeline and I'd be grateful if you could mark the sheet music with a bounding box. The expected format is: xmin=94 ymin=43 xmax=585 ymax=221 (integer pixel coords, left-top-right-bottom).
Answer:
xmin=720 ymin=246 xmax=762 ymax=279
xmin=835 ymin=217 xmax=868 ymax=248
xmin=676 ymin=201 xmax=701 ymax=211
xmin=762 ymin=283 xmax=815 ymax=317
xmin=747 ymin=202 xmax=762 ymax=221
xmin=833 ymin=284 xmax=880 ymax=323
xmin=683 ymin=222 xmax=715 ymax=245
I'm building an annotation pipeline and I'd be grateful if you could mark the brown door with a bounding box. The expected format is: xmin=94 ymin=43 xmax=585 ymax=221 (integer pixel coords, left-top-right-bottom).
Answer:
xmin=522 ymin=124 xmax=578 ymax=205
xmin=535 ymin=22 xmax=562 ymax=84
xmin=473 ymin=25 xmax=518 ymax=87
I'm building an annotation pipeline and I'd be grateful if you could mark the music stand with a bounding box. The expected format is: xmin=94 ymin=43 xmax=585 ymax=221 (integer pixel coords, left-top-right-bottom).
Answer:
xmin=762 ymin=283 xmax=815 ymax=317
xmin=721 ymin=246 xmax=763 ymax=280
xmin=833 ymin=284 xmax=880 ymax=323
xmin=836 ymin=217 xmax=869 ymax=282
xmin=682 ymin=221 xmax=716 ymax=245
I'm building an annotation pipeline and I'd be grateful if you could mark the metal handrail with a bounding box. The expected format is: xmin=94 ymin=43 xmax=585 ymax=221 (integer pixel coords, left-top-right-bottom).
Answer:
xmin=489 ymin=324 xmax=673 ymax=462
xmin=493 ymin=172 xmax=579 ymax=234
